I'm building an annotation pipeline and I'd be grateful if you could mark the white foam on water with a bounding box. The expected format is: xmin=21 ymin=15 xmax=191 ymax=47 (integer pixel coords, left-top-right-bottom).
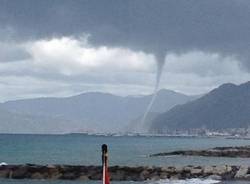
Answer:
xmin=0 ymin=162 xmax=7 ymax=166
xmin=148 ymin=179 xmax=220 ymax=184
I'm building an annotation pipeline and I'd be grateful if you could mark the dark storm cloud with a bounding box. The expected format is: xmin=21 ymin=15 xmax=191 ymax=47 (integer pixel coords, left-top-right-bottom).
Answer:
xmin=1 ymin=0 xmax=250 ymax=68
xmin=1 ymin=0 xmax=250 ymax=101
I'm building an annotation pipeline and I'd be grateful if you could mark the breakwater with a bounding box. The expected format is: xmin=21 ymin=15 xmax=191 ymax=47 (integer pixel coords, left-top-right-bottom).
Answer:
xmin=150 ymin=146 xmax=250 ymax=158
xmin=1 ymin=164 xmax=250 ymax=181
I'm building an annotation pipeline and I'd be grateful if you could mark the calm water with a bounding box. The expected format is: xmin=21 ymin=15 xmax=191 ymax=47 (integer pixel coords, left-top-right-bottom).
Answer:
xmin=1 ymin=134 xmax=250 ymax=184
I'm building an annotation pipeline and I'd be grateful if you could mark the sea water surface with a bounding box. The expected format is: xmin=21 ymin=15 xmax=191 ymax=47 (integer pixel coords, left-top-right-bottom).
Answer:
xmin=1 ymin=134 xmax=250 ymax=184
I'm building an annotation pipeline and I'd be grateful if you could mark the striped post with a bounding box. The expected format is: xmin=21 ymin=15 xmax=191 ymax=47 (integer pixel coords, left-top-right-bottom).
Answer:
xmin=102 ymin=144 xmax=110 ymax=184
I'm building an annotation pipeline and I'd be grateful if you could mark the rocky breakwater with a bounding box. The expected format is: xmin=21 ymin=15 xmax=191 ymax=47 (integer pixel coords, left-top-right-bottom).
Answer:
xmin=1 ymin=164 xmax=250 ymax=181
xmin=150 ymin=146 xmax=250 ymax=158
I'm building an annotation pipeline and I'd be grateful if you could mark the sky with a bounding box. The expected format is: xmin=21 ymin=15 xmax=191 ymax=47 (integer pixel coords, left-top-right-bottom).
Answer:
xmin=0 ymin=0 xmax=250 ymax=101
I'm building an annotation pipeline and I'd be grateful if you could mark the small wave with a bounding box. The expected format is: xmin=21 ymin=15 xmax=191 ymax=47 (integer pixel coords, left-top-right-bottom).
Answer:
xmin=0 ymin=162 xmax=7 ymax=166
xmin=148 ymin=178 xmax=220 ymax=184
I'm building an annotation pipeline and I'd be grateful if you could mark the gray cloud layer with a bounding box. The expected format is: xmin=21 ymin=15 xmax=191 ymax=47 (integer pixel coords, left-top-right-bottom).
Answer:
xmin=0 ymin=0 xmax=250 ymax=101
xmin=1 ymin=1 xmax=250 ymax=60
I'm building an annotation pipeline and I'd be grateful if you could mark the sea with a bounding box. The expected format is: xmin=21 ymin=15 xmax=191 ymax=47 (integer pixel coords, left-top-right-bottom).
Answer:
xmin=0 ymin=134 xmax=250 ymax=184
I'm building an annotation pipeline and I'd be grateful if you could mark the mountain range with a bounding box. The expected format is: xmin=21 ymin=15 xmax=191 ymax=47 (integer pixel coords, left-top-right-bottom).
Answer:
xmin=150 ymin=82 xmax=250 ymax=133
xmin=0 ymin=89 xmax=196 ymax=134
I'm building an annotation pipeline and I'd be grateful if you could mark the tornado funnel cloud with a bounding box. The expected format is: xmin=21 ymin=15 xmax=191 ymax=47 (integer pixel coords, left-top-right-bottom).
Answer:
xmin=140 ymin=53 xmax=166 ymax=131
xmin=156 ymin=59 xmax=165 ymax=91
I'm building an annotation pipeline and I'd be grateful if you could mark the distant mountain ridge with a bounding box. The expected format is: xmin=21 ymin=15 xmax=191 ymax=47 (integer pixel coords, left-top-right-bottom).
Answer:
xmin=0 ymin=89 xmax=197 ymax=134
xmin=150 ymin=81 xmax=250 ymax=133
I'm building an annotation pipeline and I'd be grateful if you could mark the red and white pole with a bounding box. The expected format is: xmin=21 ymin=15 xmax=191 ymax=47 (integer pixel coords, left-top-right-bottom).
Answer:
xmin=102 ymin=144 xmax=110 ymax=184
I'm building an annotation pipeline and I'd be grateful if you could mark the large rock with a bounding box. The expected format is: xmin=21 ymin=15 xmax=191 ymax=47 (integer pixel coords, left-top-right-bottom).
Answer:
xmin=139 ymin=170 xmax=150 ymax=180
xmin=213 ymin=165 xmax=228 ymax=175
xmin=204 ymin=166 xmax=215 ymax=174
xmin=0 ymin=169 xmax=9 ymax=178
xmin=11 ymin=166 xmax=28 ymax=179
xmin=235 ymin=166 xmax=249 ymax=179
xmin=190 ymin=168 xmax=203 ymax=175
xmin=31 ymin=172 xmax=44 ymax=179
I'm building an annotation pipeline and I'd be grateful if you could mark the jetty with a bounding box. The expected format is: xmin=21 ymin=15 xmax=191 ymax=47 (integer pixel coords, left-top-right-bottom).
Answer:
xmin=150 ymin=145 xmax=250 ymax=158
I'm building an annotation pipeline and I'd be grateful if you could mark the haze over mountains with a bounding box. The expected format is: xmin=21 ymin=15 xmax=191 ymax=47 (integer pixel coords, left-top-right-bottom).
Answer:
xmin=151 ymin=81 xmax=250 ymax=133
xmin=1 ymin=81 xmax=249 ymax=134
xmin=0 ymin=89 xmax=196 ymax=134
